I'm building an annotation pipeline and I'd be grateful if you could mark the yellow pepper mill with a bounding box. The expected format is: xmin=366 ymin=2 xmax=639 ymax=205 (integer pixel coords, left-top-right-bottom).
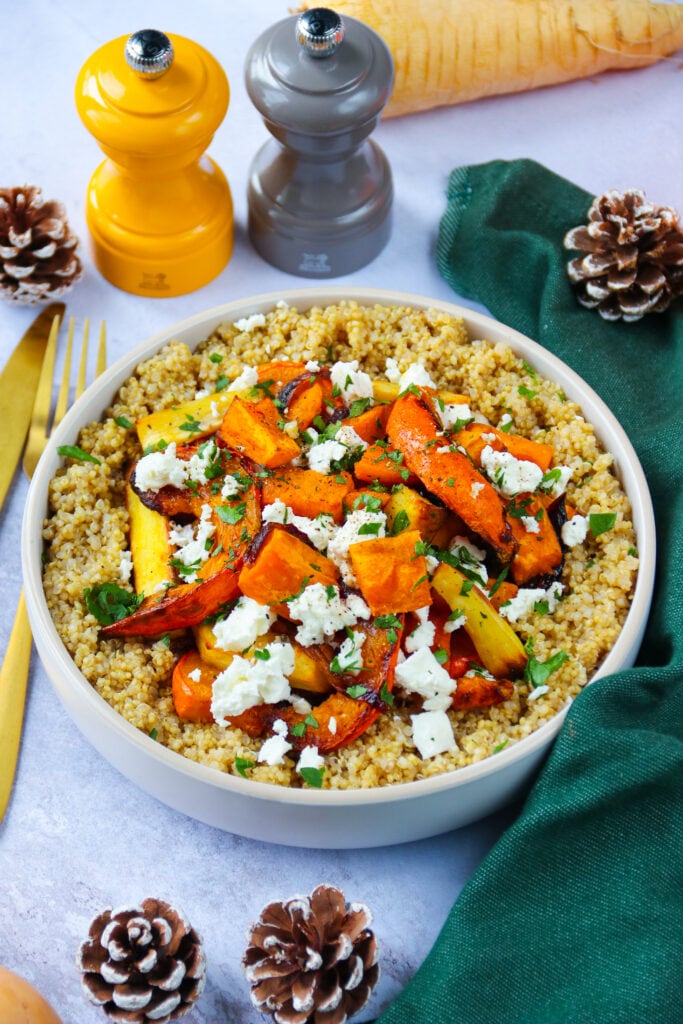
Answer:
xmin=75 ymin=29 xmax=233 ymax=296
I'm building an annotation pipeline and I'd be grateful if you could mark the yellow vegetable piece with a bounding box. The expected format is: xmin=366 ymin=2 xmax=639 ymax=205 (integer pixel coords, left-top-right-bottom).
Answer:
xmin=431 ymin=563 xmax=527 ymax=679
xmin=295 ymin=0 xmax=683 ymax=117
xmin=0 ymin=966 xmax=62 ymax=1024
xmin=126 ymin=483 xmax=174 ymax=597
xmin=383 ymin=484 xmax=457 ymax=547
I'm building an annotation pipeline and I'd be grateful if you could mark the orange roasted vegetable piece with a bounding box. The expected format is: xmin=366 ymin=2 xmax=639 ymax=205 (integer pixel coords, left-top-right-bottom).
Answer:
xmin=261 ymin=466 xmax=354 ymax=522
xmin=451 ymin=675 xmax=515 ymax=710
xmin=342 ymin=402 xmax=391 ymax=443
xmin=172 ymin=650 xmax=276 ymax=734
xmin=102 ymin=448 xmax=260 ymax=638
xmin=507 ymin=492 xmax=563 ymax=585
xmin=287 ymin=380 xmax=325 ymax=430
xmin=386 ymin=392 xmax=515 ymax=563
xmin=256 ymin=617 xmax=403 ymax=753
xmin=454 ymin=421 xmax=554 ymax=472
xmin=348 ymin=529 xmax=431 ymax=615
xmin=218 ymin=395 xmax=300 ymax=468
xmin=238 ymin=524 xmax=339 ymax=607
xmin=256 ymin=360 xmax=308 ymax=387
xmin=353 ymin=440 xmax=415 ymax=487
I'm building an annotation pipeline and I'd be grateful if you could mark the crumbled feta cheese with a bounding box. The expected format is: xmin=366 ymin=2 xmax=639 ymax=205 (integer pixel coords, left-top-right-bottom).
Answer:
xmin=282 ymin=419 xmax=299 ymax=438
xmin=334 ymin=630 xmax=365 ymax=675
xmin=330 ymin=359 xmax=373 ymax=404
xmin=448 ymin=535 xmax=488 ymax=585
xmin=411 ymin=710 xmax=457 ymax=759
xmin=168 ymin=503 xmax=216 ymax=581
xmin=395 ymin=647 xmax=456 ymax=711
xmin=287 ymin=583 xmax=370 ymax=647
xmin=212 ymin=595 xmax=276 ymax=652
xmin=328 ymin=717 xmax=337 ymax=735
xmin=436 ymin=445 xmax=452 ymax=454
xmin=211 ymin=642 xmax=295 ymax=720
xmin=542 ymin=465 xmax=573 ymax=498
xmin=404 ymin=607 xmax=436 ymax=654
xmin=296 ymin=746 xmax=324 ymax=772
xmin=134 ymin=442 xmax=187 ymax=492
xmin=444 ymin=612 xmax=466 ymax=634
xmin=221 ymin=474 xmax=242 ymax=499
xmin=481 ymin=445 xmax=544 ymax=497
xmin=186 ymin=439 xmax=220 ymax=483
xmin=262 ymin=500 xmax=337 ymax=552
xmin=326 ymin=509 xmax=387 ymax=584
xmin=276 ymin=300 xmax=289 ymax=309
xmin=562 ymin=514 xmax=588 ymax=546
xmin=425 ymin=555 xmax=440 ymax=576
xmin=188 ymin=667 xmax=202 ymax=683
xmin=527 ymin=685 xmax=550 ymax=702
xmin=304 ymin=359 xmax=320 ymax=371
xmin=336 ymin=424 xmax=368 ymax=450
xmin=234 ymin=314 xmax=266 ymax=332
xmin=500 ymin=581 xmax=564 ymax=623
xmin=307 ymin=438 xmax=348 ymax=475
xmin=398 ymin=363 xmax=436 ymax=392
xmin=521 ymin=515 xmax=541 ymax=534
xmin=228 ymin=365 xmax=259 ymax=391
xmin=258 ymin=721 xmax=293 ymax=765
xmin=439 ymin=402 xmax=474 ymax=430
xmin=119 ymin=550 xmax=133 ymax=583
xmin=291 ymin=696 xmax=312 ymax=715
xmin=385 ymin=357 xmax=401 ymax=383
xmin=499 ymin=413 xmax=513 ymax=430
xmin=471 ymin=481 xmax=485 ymax=499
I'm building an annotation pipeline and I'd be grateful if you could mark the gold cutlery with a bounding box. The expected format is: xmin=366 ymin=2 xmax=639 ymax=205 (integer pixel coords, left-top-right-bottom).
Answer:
xmin=0 ymin=303 xmax=65 ymax=510
xmin=0 ymin=316 xmax=106 ymax=820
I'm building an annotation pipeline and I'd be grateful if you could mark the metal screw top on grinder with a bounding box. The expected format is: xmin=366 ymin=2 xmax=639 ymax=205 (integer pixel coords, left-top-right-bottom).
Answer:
xmin=244 ymin=6 xmax=394 ymax=277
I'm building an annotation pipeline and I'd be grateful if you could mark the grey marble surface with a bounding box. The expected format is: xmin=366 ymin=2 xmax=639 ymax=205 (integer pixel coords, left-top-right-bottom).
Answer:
xmin=0 ymin=0 xmax=680 ymax=1020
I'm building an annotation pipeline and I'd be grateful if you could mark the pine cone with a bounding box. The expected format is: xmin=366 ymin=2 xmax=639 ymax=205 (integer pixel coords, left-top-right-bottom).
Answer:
xmin=76 ymin=898 xmax=206 ymax=1023
xmin=0 ymin=185 xmax=83 ymax=304
xmin=243 ymin=884 xmax=379 ymax=1024
xmin=564 ymin=188 xmax=683 ymax=322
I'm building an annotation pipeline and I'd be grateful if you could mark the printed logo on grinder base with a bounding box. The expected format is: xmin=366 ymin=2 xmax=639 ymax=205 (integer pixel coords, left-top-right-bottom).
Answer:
xmin=138 ymin=272 xmax=171 ymax=292
xmin=299 ymin=253 xmax=331 ymax=274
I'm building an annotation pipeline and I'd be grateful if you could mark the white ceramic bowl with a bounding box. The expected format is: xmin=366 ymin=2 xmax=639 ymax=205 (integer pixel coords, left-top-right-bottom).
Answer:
xmin=22 ymin=288 xmax=655 ymax=848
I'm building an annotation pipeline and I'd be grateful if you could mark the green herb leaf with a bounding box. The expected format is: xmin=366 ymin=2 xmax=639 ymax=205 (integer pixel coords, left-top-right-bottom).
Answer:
xmin=524 ymin=649 xmax=569 ymax=689
xmin=493 ymin=738 xmax=509 ymax=754
xmin=148 ymin=727 xmax=158 ymax=741
xmin=115 ymin=415 xmax=133 ymax=429
xmin=57 ymin=444 xmax=101 ymax=465
xmin=83 ymin=582 xmax=143 ymax=625
xmin=518 ymin=385 xmax=538 ymax=400
xmin=391 ymin=509 xmax=410 ymax=535
xmin=253 ymin=648 xmax=271 ymax=661
xmin=300 ymin=766 xmax=325 ymax=788
xmin=433 ymin=648 xmax=448 ymax=665
xmin=380 ymin=681 xmax=394 ymax=706
xmin=358 ymin=521 xmax=381 ymax=536
xmin=290 ymin=722 xmax=307 ymax=737
xmin=348 ymin=397 xmax=372 ymax=417
xmin=235 ymin=757 xmax=255 ymax=777
xmin=589 ymin=512 xmax=617 ymax=538
xmin=346 ymin=684 xmax=368 ymax=699
xmin=217 ymin=502 xmax=247 ymax=524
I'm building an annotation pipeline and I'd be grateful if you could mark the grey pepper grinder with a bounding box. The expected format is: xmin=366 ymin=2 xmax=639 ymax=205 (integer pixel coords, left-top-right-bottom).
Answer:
xmin=244 ymin=7 xmax=394 ymax=277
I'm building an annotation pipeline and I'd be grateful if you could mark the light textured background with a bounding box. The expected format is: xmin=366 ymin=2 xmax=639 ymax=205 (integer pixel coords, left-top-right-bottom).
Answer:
xmin=0 ymin=1 xmax=680 ymax=1019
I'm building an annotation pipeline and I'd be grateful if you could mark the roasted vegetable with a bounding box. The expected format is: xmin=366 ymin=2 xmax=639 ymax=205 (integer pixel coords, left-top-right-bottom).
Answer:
xmin=507 ymin=492 xmax=564 ymax=585
xmin=348 ymin=529 xmax=432 ymax=615
xmin=387 ymin=392 xmax=516 ymax=562
xmin=261 ymin=466 xmax=354 ymax=522
xmin=431 ymin=563 xmax=527 ymax=678
xmin=454 ymin=421 xmax=554 ymax=471
xmin=218 ymin=395 xmax=300 ymax=468
xmin=383 ymin=483 xmax=459 ymax=546
xmin=238 ymin=524 xmax=339 ymax=607
xmin=451 ymin=674 xmax=515 ymax=710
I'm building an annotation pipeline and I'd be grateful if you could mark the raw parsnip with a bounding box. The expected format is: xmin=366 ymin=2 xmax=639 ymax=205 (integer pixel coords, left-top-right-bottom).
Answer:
xmin=295 ymin=0 xmax=683 ymax=116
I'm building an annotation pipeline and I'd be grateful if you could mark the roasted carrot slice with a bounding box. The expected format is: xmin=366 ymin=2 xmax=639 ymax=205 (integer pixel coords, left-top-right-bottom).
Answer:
xmin=386 ymin=392 xmax=515 ymax=563
xmin=261 ymin=466 xmax=354 ymax=522
xmin=454 ymin=421 xmax=554 ymax=472
xmin=506 ymin=492 xmax=563 ymax=585
xmin=256 ymin=361 xmax=308 ymax=387
xmin=217 ymin=395 xmax=300 ymax=468
xmin=348 ymin=529 xmax=432 ymax=615
xmin=287 ymin=380 xmax=325 ymax=430
xmin=451 ymin=675 xmax=515 ymax=710
xmin=353 ymin=441 xmax=417 ymax=487
xmin=172 ymin=650 xmax=215 ymax=723
xmin=342 ymin=403 xmax=391 ymax=443
xmin=238 ymin=524 xmax=339 ymax=607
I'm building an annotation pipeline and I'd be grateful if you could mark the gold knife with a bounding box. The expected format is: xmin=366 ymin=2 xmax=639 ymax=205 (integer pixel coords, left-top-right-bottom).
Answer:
xmin=0 ymin=302 xmax=65 ymax=510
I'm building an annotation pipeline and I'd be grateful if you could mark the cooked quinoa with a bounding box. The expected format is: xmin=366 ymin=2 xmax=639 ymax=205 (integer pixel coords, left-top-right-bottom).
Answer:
xmin=42 ymin=302 xmax=638 ymax=789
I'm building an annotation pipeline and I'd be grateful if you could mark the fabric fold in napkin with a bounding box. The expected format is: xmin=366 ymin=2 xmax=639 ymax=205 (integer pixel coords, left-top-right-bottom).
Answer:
xmin=375 ymin=160 xmax=682 ymax=1024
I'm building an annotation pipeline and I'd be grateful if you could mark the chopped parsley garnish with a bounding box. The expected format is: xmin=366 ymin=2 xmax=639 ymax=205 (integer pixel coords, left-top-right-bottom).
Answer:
xmin=114 ymin=415 xmax=133 ymax=429
xmin=216 ymin=502 xmax=247 ymax=524
xmin=348 ymin=397 xmax=372 ymax=417
xmin=375 ymin=612 xmax=402 ymax=644
xmin=83 ymin=582 xmax=143 ymax=625
xmin=390 ymin=509 xmax=410 ymax=535
xmin=518 ymin=385 xmax=538 ymax=399
xmin=235 ymin=757 xmax=255 ymax=777
xmin=522 ymin=360 xmax=538 ymax=383
xmin=524 ymin=649 xmax=569 ymax=689
xmin=209 ymin=352 xmax=223 ymax=363
xmin=346 ymin=684 xmax=368 ymax=699
xmin=179 ymin=414 xmax=202 ymax=435
xmin=493 ymin=738 xmax=509 ymax=754
xmin=57 ymin=444 xmax=101 ymax=465
xmin=433 ymin=648 xmax=449 ymax=665
xmin=300 ymin=766 xmax=324 ymax=788
xmin=253 ymin=648 xmax=271 ymax=661
xmin=149 ymin=728 xmax=158 ymax=741
xmin=589 ymin=512 xmax=617 ymax=538
xmin=358 ymin=521 xmax=381 ymax=536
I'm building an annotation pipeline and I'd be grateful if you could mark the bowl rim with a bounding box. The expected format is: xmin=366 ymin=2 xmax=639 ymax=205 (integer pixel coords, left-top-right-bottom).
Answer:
xmin=22 ymin=286 xmax=656 ymax=809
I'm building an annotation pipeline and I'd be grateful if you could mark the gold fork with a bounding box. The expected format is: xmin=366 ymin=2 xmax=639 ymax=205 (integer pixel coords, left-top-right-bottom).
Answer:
xmin=0 ymin=316 xmax=106 ymax=820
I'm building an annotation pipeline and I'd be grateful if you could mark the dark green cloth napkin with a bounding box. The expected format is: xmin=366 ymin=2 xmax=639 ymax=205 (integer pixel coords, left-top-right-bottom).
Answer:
xmin=376 ymin=160 xmax=683 ymax=1024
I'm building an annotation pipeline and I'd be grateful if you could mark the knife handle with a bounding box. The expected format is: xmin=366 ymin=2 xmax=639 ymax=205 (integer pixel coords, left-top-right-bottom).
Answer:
xmin=0 ymin=589 xmax=32 ymax=821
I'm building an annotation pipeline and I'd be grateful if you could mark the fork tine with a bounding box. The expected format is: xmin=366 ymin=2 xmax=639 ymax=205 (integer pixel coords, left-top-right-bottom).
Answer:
xmin=53 ymin=316 xmax=75 ymax=428
xmin=22 ymin=312 xmax=61 ymax=479
xmin=75 ymin=318 xmax=90 ymax=400
xmin=96 ymin=322 xmax=107 ymax=379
